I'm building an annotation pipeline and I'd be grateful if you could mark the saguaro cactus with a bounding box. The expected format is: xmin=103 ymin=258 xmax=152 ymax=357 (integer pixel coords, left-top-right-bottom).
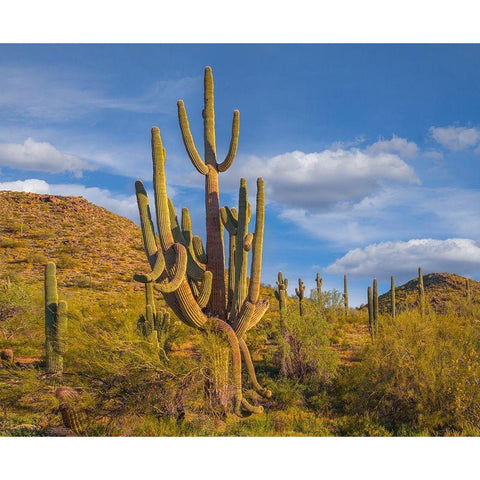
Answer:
xmin=466 ymin=278 xmax=471 ymax=303
xmin=315 ymin=273 xmax=323 ymax=309
xmin=44 ymin=262 xmax=68 ymax=375
xmin=274 ymin=272 xmax=288 ymax=315
xmin=295 ymin=278 xmax=305 ymax=317
xmin=372 ymin=278 xmax=378 ymax=333
xmin=138 ymin=283 xmax=172 ymax=358
xmin=367 ymin=286 xmax=375 ymax=339
xmin=343 ymin=275 xmax=349 ymax=318
xmin=134 ymin=67 xmax=270 ymax=416
xmin=391 ymin=275 xmax=396 ymax=319
xmin=418 ymin=267 xmax=425 ymax=317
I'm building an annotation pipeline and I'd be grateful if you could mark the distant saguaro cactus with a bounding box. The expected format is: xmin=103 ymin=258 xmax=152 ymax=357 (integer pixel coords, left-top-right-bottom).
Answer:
xmin=466 ymin=278 xmax=472 ymax=303
xmin=367 ymin=286 xmax=374 ymax=340
xmin=418 ymin=267 xmax=425 ymax=317
xmin=391 ymin=275 xmax=396 ymax=319
xmin=295 ymin=278 xmax=306 ymax=317
xmin=274 ymin=272 xmax=289 ymax=315
xmin=372 ymin=278 xmax=378 ymax=333
xmin=343 ymin=275 xmax=349 ymax=318
xmin=315 ymin=273 xmax=323 ymax=309
xmin=55 ymin=387 xmax=85 ymax=436
xmin=44 ymin=262 xmax=68 ymax=375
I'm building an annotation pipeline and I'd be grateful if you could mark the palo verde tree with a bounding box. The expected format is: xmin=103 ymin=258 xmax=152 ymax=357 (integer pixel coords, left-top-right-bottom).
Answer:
xmin=134 ymin=67 xmax=270 ymax=416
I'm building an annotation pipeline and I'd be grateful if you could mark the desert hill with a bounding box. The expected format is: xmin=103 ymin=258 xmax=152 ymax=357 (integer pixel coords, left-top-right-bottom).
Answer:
xmin=378 ymin=272 xmax=479 ymax=313
xmin=0 ymin=191 xmax=146 ymax=293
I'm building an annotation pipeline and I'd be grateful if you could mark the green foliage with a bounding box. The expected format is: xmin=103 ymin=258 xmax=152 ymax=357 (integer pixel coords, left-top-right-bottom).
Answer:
xmin=340 ymin=307 xmax=480 ymax=435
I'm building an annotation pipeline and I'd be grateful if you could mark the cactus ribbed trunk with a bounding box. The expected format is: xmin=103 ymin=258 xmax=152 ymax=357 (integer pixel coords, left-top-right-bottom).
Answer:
xmin=373 ymin=278 xmax=378 ymax=334
xmin=343 ymin=275 xmax=349 ymax=319
xmin=367 ymin=286 xmax=374 ymax=340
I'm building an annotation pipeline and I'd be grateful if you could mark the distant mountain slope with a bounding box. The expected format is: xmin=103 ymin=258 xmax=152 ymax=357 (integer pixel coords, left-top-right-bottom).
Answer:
xmin=0 ymin=191 xmax=146 ymax=292
xmin=378 ymin=272 xmax=479 ymax=313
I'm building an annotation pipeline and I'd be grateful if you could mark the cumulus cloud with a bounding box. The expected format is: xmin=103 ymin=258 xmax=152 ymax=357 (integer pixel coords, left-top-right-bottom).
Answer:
xmin=0 ymin=138 xmax=94 ymax=177
xmin=429 ymin=125 xmax=480 ymax=151
xmin=365 ymin=135 xmax=419 ymax=159
xmin=0 ymin=65 xmax=199 ymax=121
xmin=226 ymin=146 xmax=419 ymax=212
xmin=326 ymin=238 xmax=480 ymax=280
xmin=0 ymin=178 xmax=139 ymax=221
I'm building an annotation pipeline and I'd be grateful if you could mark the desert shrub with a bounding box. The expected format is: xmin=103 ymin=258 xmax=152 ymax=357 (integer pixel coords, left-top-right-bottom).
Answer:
xmin=340 ymin=308 xmax=480 ymax=435
xmin=56 ymin=253 xmax=80 ymax=269
xmin=26 ymin=253 xmax=49 ymax=265
xmin=276 ymin=304 xmax=339 ymax=390
xmin=0 ymin=239 xmax=27 ymax=249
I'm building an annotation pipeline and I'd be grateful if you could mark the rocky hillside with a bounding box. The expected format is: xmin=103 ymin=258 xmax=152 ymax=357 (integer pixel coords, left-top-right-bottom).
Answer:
xmin=0 ymin=191 xmax=146 ymax=293
xmin=378 ymin=272 xmax=480 ymax=313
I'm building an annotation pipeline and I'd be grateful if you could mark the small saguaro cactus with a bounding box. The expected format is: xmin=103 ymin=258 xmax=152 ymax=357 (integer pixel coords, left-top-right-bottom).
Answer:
xmin=315 ymin=273 xmax=323 ymax=309
xmin=44 ymin=262 xmax=68 ymax=375
xmin=343 ymin=275 xmax=349 ymax=318
xmin=372 ymin=278 xmax=378 ymax=333
xmin=295 ymin=278 xmax=306 ymax=317
xmin=418 ymin=267 xmax=425 ymax=317
xmin=138 ymin=282 xmax=172 ymax=358
xmin=367 ymin=286 xmax=374 ymax=339
xmin=391 ymin=275 xmax=396 ymax=319
xmin=55 ymin=387 xmax=85 ymax=436
xmin=466 ymin=278 xmax=472 ymax=303
xmin=274 ymin=272 xmax=289 ymax=315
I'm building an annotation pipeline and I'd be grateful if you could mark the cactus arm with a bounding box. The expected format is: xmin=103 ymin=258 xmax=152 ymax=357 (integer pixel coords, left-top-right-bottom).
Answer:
xmin=243 ymin=233 xmax=254 ymax=251
xmin=135 ymin=180 xmax=158 ymax=267
xmin=192 ymin=236 xmax=207 ymax=264
xmin=196 ymin=271 xmax=213 ymax=309
xmin=247 ymin=178 xmax=265 ymax=303
xmin=133 ymin=252 xmax=166 ymax=283
xmin=151 ymin=128 xmax=174 ymax=251
xmin=177 ymin=100 xmax=208 ymax=175
xmin=247 ymin=299 xmax=269 ymax=330
xmin=231 ymin=301 xmax=255 ymax=345
xmin=220 ymin=206 xmax=238 ymax=235
xmin=155 ymin=243 xmax=187 ymax=294
xmin=238 ymin=337 xmax=272 ymax=398
xmin=203 ymin=66 xmax=217 ymax=165
xmin=217 ymin=110 xmax=240 ymax=172
xmin=181 ymin=207 xmax=193 ymax=248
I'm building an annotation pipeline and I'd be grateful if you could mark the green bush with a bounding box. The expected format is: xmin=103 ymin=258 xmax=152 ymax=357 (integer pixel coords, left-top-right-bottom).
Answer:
xmin=340 ymin=307 xmax=480 ymax=435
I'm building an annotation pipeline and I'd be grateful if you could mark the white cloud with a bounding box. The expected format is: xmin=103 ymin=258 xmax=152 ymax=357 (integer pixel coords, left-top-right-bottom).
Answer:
xmin=0 ymin=138 xmax=94 ymax=177
xmin=225 ymin=146 xmax=419 ymax=211
xmin=429 ymin=125 xmax=480 ymax=151
xmin=0 ymin=66 xmax=199 ymax=122
xmin=365 ymin=134 xmax=419 ymax=159
xmin=277 ymin=185 xmax=480 ymax=246
xmin=326 ymin=238 xmax=480 ymax=280
xmin=0 ymin=178 xmax=139 ymax=220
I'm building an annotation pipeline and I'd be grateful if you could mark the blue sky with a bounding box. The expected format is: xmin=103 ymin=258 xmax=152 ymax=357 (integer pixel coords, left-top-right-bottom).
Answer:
xmin=1 ymin=44 xmax=480 ymax=305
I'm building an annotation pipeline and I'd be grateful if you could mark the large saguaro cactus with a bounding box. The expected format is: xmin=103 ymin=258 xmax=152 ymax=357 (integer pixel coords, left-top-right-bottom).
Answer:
xmin=343 ymin=275 xmax=349 ymax=318
xmin=44 ymin=262 xmax=68 ymax=375
xmin=134 ymin=67 xmax=270 ymax=416
xmin=177 ymin=66 xmax=238 ymax=318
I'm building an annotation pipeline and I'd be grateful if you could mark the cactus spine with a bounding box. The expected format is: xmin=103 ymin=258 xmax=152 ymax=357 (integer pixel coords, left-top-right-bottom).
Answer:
xmin=274 ymin=272 xmax=288 ymax=315
xmin=295 ymin=278 xmax=305 ymax=317
xmin=391 ymin=275 xmax=396 ymax=319
xmin=372 ymin=278 xmax=378 ymax=334
xmin=343 ymin=275 xmax=349 ymax=318
xmin=44 ymin=262 xmax=67 ymax=375
xmin=418 ymin=267 xmax=425 ymax=317
xmin=134 ymin=67 xmax=270 ymax=416
xmin=367 ymin=286 xmax=374 ymax=339
xmin=315 ymin=273 xmax=323 ymax=309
